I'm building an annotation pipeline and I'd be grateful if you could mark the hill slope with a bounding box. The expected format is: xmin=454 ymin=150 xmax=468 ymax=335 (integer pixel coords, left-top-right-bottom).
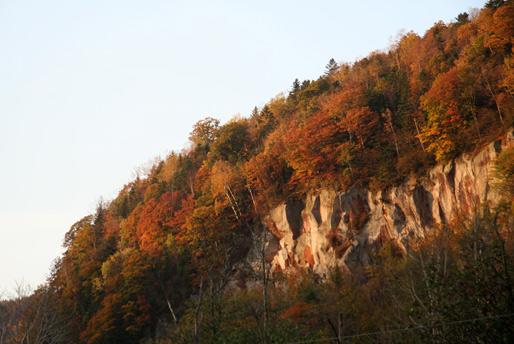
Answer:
xmin=2 ymin=1 xmax=514 ymax=343
xmin=261 ymin=130 xmax=513 ymax=280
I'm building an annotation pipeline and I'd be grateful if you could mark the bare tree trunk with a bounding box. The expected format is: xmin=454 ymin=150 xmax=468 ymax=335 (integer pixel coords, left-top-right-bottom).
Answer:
xmin=413 ymin=116 xmax=427 ymax=153
xmin=156 ymin=271 xmax=188 ymax=344
xmin=193 ymin=277 xmax=204 ymax=344
xmin=1 ymin=283 xmax=69 ymax=344
xmin=483 ymin=72 xmax=504 ymax=125
xmin=224 ymin=185 xmax=242 ymax=224
xmin=262 ymin=228 xmax=269 ymax=344
xmin=493 ymin=211 xmax=513 ymax=300
xmin=207 ymin=270 xmax=219 ymax=338
xmin=338 ymin=312 xmax=344 ymax=343
xmin=383 ymin=109 xmax=400 ymax=158
xmin=390 ymin=124 xmax=400 ymax=158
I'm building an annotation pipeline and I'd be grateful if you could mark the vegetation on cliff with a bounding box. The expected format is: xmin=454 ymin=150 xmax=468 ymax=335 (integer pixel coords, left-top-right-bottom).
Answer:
xmin=2 ymin=1 xmax=514 ymax=343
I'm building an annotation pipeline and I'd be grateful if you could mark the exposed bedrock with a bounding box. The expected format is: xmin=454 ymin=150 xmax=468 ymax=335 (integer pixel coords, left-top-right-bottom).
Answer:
xmin=262 ymin=131 xmax=514 ymax=278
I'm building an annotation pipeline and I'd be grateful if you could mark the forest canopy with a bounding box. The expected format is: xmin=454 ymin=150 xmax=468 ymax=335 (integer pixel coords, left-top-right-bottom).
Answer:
xmin=2 ymin=1 xmax=514 ymax=343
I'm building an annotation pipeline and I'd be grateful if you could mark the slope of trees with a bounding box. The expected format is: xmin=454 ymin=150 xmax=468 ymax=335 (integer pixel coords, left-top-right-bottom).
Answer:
xmin=2 ymin=2 xmax=514 ymax=343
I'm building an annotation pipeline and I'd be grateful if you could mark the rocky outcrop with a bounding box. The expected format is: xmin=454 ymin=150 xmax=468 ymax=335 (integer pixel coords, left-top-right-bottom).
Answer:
xmin=263 ymin=131 xmax=514 ymax=278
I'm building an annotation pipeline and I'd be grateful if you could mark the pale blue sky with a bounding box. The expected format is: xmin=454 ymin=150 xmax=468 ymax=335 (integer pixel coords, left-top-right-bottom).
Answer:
xmin=0 ymin=0 xmax=486 ymax=295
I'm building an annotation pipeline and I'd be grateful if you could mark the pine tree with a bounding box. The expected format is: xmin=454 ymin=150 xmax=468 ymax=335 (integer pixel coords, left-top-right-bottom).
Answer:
xmin=289 ymin=78 xmax=301 ymax=100
xmin=324 ymin=58 xmax=338 ymax=76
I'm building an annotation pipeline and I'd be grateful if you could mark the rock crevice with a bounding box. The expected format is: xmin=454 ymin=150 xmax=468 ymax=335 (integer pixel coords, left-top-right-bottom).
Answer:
xmin=262 ymin=132 xmax=514 ymax=277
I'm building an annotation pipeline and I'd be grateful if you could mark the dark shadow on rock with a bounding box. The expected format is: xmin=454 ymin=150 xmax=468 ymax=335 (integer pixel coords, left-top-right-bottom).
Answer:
xmin=285 ymin=199 xmax=305 ymax=240
xmin=311 ymin=195 xmax=322 ymax=226
xmin=413 ymin=185 xmax=434 ymax=228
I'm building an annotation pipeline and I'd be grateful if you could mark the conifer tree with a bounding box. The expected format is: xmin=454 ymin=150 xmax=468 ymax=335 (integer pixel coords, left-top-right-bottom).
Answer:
xmin=289 ymin=78 xmax=301 ymax=100
xmin=324 ymin=58 xmax=338 ymax=76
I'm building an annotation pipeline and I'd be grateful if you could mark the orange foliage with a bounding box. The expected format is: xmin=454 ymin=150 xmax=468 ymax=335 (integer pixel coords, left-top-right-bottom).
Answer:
xmin=284 ymin=112 xmax=346 ymax=189
xmin=323 ymin=83 xmax=367 ymax=119
xmin=49 ymin=5 xmax=514 ymax=342
xmin=136 ymin=192 xmax=182 ymax=255
xmin=279 ymin=301 xmax=310 ymax=321
xmin=245 ymin=150 xmax=289 ymax=213
xmin=419 ymin=67 xmax=475 ymax=162
xmin=487 ymin=5 xmax=514 ymax=52
xmin=344 ymin=107 xmax=379 ymax=149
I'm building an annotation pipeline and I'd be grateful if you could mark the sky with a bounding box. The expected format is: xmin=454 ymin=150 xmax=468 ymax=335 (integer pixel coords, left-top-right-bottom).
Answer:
xmin=0 ymin=0 xmax=486 ymax=296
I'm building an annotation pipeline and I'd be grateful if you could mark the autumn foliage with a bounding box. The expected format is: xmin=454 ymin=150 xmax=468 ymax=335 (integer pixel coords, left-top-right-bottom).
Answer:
xmin=3 ymin=2 xmax=514 ymax=343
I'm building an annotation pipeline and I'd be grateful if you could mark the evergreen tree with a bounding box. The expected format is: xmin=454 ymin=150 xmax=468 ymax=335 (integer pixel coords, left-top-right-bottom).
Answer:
xmin=251 ymin=106 xmax=259 ymax=119
xmin=301 ymin=79 xmax=311 ymax=90
xmin=485 ymin=0 xmax=509 ymax=9
xmin=324 ymin=58 xmax=338 ymax=76
xmin=289 ymin=78 xmax=301 ymax=100
xmin=455 ymin=12 xmax=469 ymax=26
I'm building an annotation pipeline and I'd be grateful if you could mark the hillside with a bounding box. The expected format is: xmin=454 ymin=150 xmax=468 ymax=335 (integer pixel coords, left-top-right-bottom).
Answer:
xmin=262 ymin=130 xmax=513 ymax=280
xmin=2 ymin=1 xmax=514 ymax=343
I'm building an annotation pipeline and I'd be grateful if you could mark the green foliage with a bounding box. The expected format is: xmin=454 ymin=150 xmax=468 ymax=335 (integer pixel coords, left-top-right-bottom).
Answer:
xmin=324 ymin=58 xmax=338 ymax=77
xmin=493 ymin=145 xmax=514 ymax=198
xmin=485 ymin=0 xmax=510 ymax=9
xmin=455 ymin=12 xmax=470 ymax=27
xmin=210 ymin=119 xmax=254 ymax=164
xmin=296 ymin=77 xmax=330 ymax=112
xmin=288 ymin=78 xmax=301 ymax=101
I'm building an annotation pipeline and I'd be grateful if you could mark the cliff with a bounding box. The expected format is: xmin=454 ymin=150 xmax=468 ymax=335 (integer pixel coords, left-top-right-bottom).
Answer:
xmin=263 ymin=130 xmax=514 ymax=279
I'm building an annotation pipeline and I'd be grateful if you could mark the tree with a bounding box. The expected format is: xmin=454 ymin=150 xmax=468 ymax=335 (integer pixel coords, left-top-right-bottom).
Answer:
xmin=295 ymin=78 xmax=330 ymax=112
xmin=301 ymin=79 xmax=311 ymax=90
xmin=244 ymin=150 xmax=289 ymax=213
xmin=157 ymin=152 xmax=180 ymax=184
xmin=250 ymin=105 xmax=277 ymax=149
xmin=324 ymin=58 xmax=338 ymax=77
xmin=189 ymin=117 xmax=220 ymax=148
xmin=0 ymin=283 xmax=68 ymax=344
xmin=382 ymin=108 xmax=400 ymax=158
xmin=136 ymin=192 xmax=177 ymax=255
xmin=485 ymin=0 xmax=509 ymax=9
xmin=322 ymin=82 xmax=367 ymax=120
xmin=455 ymin=12 xmax=470 ymax=27
xmin=488 ymin=5 xmax=514 ymax=53
xmin=419 ymin=68 xmax=477 ymax=162
xmin=289 ymin=79 xmax=301 ymax=101
xmin=210 ymin=119 xmax=254 ymax=164
xmin=493 ymin=145 xmax=514 ymax=199
xmin=38 ymin=5 xmax=514 ymax=343
xmin=343 ymin=106 xmax=379 ymax=150
xmin=284 ymin=112 xmax=345 ymax=190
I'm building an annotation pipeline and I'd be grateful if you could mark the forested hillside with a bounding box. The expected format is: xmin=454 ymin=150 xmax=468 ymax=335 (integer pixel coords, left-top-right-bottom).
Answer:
xmin=2 ymin=1 xmax=514 ymax=343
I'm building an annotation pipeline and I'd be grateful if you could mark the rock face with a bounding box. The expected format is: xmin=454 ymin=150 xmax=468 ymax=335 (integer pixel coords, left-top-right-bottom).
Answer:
xmin=263 ymin=131 xmax=514 ymax=278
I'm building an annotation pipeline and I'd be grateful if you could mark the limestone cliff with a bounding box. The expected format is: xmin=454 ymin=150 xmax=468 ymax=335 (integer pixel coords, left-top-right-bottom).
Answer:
xmin=262 ymin=131 xmax=514 ymax=278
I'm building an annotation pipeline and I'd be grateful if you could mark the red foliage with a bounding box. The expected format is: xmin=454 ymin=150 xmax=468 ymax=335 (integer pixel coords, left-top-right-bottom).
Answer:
xmin=284 ymin=112 xmax=346 ymax=189
xmin=279 ymin=301 xmax=310 ymax=321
